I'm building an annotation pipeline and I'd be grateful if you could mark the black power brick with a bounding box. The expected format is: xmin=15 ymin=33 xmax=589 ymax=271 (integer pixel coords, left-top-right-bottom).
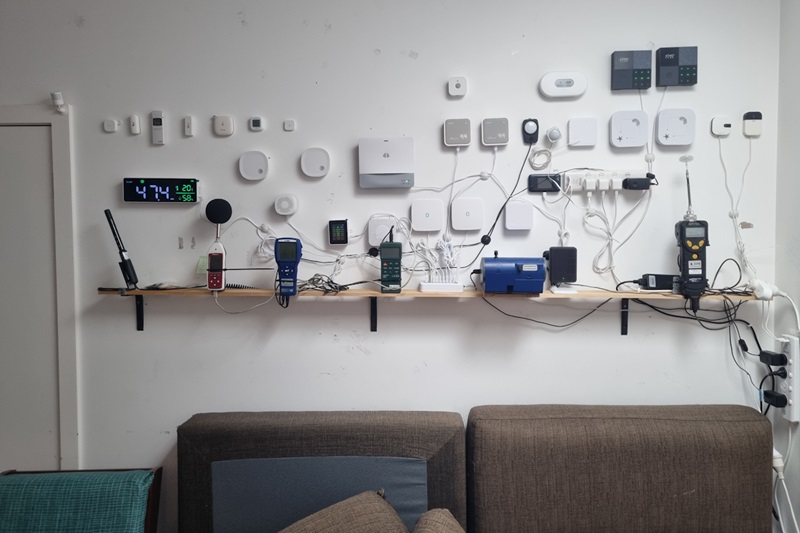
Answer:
xmin=760 ymin=350 xmax=788 ymax=366
xmin=636 ymin=274 xmax=678 ymax=291
xmin=763 ymin=390 xmax=788 ymax=408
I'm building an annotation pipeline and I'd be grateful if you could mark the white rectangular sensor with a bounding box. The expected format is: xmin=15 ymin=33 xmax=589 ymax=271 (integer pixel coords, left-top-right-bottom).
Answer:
xmin=358 ymin=137 xmax=415 ymax=188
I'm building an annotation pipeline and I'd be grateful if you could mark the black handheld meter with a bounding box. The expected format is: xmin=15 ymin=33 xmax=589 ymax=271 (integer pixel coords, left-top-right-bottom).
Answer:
xmin=675 ymin=219 xmax=708 ymax=309
xmin=275 ymin=238 xmax=302 ymax=296
xmin=379 ymin=242 xmax=402 ymax=293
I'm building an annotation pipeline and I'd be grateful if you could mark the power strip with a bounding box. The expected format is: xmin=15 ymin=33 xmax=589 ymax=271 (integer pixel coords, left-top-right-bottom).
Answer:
xmin=780 ymin=334 xmax=800 ymax=422
xmin=419 ymin=281 xmax=464 ymax=293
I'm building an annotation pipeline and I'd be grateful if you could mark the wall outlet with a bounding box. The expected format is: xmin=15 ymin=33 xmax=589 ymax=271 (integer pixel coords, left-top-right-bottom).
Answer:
xmin=780 ymin=334 xmax=800 ymax=422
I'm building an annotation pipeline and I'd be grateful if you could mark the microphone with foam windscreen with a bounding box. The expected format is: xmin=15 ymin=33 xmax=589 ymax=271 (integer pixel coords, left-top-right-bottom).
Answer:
xmin=205 ymin=199 xmax=232 ymax=291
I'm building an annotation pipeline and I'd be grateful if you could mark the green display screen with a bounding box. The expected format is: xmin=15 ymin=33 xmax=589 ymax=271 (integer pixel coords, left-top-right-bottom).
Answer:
xmin=123 ymin=178 xmax=198 ymax=203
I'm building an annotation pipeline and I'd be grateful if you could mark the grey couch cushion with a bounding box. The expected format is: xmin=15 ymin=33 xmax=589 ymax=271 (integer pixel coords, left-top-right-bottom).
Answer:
xmin=467 ymin=404 xmax=772 ymax=533
xmin=278 ymin=491 xmax=408 ymax=533
xmin=412 ymin=509 xmax=465 ymax=533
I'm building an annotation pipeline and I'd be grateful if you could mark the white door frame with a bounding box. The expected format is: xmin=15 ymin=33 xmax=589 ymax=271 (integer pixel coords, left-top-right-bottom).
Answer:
xmin=0 ymin=104 xmax=78 ymax=469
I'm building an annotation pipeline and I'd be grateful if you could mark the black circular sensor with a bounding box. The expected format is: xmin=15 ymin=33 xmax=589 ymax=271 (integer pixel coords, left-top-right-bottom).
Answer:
xmin=206 ymin=198 xmax=232 ymax=224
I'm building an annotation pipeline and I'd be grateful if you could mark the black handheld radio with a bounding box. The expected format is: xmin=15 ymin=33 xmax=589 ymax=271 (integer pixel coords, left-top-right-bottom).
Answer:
xmin=675 ymin=156 xmax=708 ymax=312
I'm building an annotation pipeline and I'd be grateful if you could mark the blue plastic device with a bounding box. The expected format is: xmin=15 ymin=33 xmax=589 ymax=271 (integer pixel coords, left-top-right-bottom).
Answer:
xmin=275 ymin=238 xmax=302 ymax=296
xmin=481 ymin=256 xmax=546 ymax=294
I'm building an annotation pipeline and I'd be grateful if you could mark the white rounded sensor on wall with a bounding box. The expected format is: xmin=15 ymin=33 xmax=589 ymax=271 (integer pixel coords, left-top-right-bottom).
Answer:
xmin=300 ymin=147 xmax=330 ymax=178
xmin=274 ymin=194 xmax=298 ymax=216
xmin=239 ymin=151 xmax=268 ymax=181
xmin=539 ymin=72 xmax=587 ymax=98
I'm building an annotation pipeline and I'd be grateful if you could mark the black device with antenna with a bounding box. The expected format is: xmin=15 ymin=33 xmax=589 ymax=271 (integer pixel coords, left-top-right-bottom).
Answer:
xmin=674 ymin=156 xmax=709 ymax=312
xmin=104 ymin=209 xmax=139 ymax=290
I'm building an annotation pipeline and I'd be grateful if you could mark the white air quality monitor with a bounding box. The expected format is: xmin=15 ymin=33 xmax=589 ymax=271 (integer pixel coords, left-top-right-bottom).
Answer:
xmin=300 ymin=147 xmax=330 ymax=178
xmin=239 ymin=151 xmax=268 ymax=181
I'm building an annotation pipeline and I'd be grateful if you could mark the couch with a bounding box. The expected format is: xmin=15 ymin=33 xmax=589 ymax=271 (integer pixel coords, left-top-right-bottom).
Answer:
xmin=177 ymin=404 xmax=772 ymax=532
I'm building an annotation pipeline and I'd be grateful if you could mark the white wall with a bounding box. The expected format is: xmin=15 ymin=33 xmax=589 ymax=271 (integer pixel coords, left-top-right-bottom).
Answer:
xmin=0 ymin=1 xmax=788 ymax=531
xmin=775 ymin=0 xmax=800 ymax=527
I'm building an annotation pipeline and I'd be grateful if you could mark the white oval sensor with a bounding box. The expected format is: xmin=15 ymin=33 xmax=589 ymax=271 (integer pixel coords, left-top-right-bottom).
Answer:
xmin=300 ymin=147 xmax=330 ymax=178
xmin=539 ymin=71 xmax=587 ymax=98
xmin=239 ymin=151 xmax=268 ymax=181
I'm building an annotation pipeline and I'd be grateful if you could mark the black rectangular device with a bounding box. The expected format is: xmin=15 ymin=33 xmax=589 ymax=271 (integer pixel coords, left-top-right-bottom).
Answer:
xmin=379 ymin=242 xmax=402 ymax=293
xmin=656 ymin=47 xmax=697 ymax=87
xmin=545 ymin=246 xmax=577 ymax=285
xmin=528 ymin=174 xmax=561 ymax=193
xmin=123 ymin=177 xmax=199 ymax=203
xmin=611 ymin=50 xmax=652 ymax=90
xmin=328 ymin=219 xmax=348 ymax=245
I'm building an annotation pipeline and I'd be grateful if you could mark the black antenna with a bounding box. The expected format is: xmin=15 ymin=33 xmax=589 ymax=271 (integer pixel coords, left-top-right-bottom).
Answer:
xmin=104 ymin=209 xmax=139 ymax=289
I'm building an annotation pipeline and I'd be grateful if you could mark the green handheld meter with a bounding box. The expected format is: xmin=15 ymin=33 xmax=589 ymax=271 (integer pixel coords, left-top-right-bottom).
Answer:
xmin=379 ymin=242 xmax=402 ymax=293
xmin=675 ymin=219 xmax=708 ymax=307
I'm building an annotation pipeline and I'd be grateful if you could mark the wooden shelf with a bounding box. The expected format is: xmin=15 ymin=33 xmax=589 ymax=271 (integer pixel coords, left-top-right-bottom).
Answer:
xmin=98 ymin=286 xmax=755 ymax=334
xmin=97 ymin=287 xmax=755 ymax=301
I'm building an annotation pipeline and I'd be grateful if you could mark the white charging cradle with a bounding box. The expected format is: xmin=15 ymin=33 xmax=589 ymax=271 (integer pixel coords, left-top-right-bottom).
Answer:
xmin=239 ymin=151 xmax=268 ymax=181
xmin=274 ymin=194 xmax=298 ymax=216
xmin=300 ymin=147 xmax=330 ymax=178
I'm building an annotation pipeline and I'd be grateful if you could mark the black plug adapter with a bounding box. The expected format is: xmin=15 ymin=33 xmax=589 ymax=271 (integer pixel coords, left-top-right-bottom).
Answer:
xmin=763 ymin=390 xmax=788 ymax=408
xmin=759 ymin=350 xmax=788 ymax=366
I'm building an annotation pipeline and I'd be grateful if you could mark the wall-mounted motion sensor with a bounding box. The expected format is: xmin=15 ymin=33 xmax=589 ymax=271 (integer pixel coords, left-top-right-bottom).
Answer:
xmin=711 ymin=115 xmax=732 ymax=136
xmin=50 ymin=92 xmax=66 ymax=113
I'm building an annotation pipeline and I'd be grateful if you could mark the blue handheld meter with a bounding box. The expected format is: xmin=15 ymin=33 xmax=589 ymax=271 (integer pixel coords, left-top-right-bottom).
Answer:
xmin=275 ymin=238 xmax=302 ymax=296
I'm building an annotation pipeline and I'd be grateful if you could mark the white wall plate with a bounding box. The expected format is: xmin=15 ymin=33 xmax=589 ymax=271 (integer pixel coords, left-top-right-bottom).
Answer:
xmin=656 ymin=108 xmax=696 ymax=146
xmin=504 ymin=200 xmax=534 ymax=231
xmin=451 ymin=197 xmax=484 ymax=231
xmin=609 ymin=110 xmax=648 ymax=148
xmin=239 ymin=151 xmax=268 ymax=181
xmin=411 ymin=198 xmax=444 ymax=232
xmin=300 ymin=147 xmax=330 ymax=178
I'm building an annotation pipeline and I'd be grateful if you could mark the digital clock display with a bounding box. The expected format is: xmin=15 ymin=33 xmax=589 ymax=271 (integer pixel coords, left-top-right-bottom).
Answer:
xmin=123 ymin=178 xmax=199 ymax=203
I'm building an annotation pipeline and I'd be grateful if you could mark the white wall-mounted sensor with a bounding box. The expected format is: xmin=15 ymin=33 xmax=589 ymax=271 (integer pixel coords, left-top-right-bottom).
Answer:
xmin=50 ymin=92 xmax=66 ymax=113
xmin=249 ymin=117 xmax=264 ymax=131
xmin=184 ymin=116 xmax=195 ymax=137
xmin=482 ymin=118 xmax=509 ymax=146
xmin=568 ymin=117 xmax=597 ymax=147
xmin=743 ymin=111 xmax=763 ymax=137
xmin=300 ymin=147 xmax=330 ymax=178
xmin=505 ymin=200 xmax=534 ymax=231
xmin=609 ymin=110 xmax=648 ymax=148
xmin=239 ymin=151 xmax=268 ymax=181
xmin=656 ymin=108 xmax=696 ymax=146
xmin=274 ymin=194 xmax=298 ymax=216
xmin=711 ymin=115 xmax=732 ymax=136
xmin=151 ymin=111 xmax=164 ymax=145
xmin=539 ymin=71 xmax=587 ymax=98
xmin=129 ymin=114 xmax=141 ymax=135
xmin=358 ymin=137 xmax=414 ymax=188
xmin=448 ymin=76 xmax=467 ymax=97
xmin=368 ymin=216 xmax=395 ymax=246
xmin=444 ymin=118 xmax=471 ymax=147
xmin=213 ymin=115 xmax=234 ymax=136
xmin=103 ymin=119 xmax=121 ymax=133
xmin=451 ymin=197 xmax=484 ymax=231
xmin=411 ymin=198 xmax=444 ymax=232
